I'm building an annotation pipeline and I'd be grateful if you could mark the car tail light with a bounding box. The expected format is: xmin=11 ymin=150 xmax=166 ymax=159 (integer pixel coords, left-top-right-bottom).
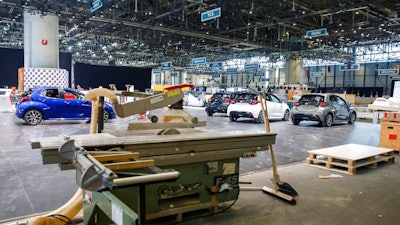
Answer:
xmin=250 ymin=100 xmax=259 ymax=105
xmin=19 ymin=96 xmax=31 ymax=103
xmin=319 ymin=102 xmax=327 ymax=107
xmin=224 ymin=98 xmax=230 ymax=103
xmin=230 ymin=100 xmax=236 ymax=104
xmin=293 ymin=102 xmax=299 ymax=107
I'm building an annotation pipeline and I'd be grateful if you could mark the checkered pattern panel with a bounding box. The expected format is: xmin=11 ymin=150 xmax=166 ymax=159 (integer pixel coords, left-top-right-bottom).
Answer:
xmin=24 ymin=68 xmax=69 ymax=90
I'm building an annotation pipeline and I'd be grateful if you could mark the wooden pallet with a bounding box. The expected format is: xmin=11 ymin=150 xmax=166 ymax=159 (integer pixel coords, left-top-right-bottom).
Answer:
xmin=306 ymin=144 xmax=395 ymax=175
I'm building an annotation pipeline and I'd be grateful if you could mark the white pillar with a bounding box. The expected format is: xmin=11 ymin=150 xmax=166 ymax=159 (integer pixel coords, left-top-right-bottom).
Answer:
xmin=24 ymin=8 xmax=59 ymax=68
xmin=285 ymin=58 xmax=304 ymax=85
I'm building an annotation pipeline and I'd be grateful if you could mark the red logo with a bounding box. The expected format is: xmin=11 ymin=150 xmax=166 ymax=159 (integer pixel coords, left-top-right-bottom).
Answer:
xmin=42 ymin=39 xmax=48 ymax=45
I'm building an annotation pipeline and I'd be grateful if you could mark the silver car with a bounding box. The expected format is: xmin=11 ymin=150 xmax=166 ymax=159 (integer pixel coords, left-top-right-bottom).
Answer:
xmin=291 ymin=93 xmax=357 ymax=127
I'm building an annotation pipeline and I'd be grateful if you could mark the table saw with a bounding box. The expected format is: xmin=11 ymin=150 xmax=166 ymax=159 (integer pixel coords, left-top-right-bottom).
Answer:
xmin=29 ymin=87 xmax=277 ymax=225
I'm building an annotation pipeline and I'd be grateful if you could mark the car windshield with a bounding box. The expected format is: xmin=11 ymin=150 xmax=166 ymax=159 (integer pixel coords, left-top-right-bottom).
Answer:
xmin=298 ymin=95 xmax=325 ymax=106
xmin=233 ymin=93 xmax=257 ymax=102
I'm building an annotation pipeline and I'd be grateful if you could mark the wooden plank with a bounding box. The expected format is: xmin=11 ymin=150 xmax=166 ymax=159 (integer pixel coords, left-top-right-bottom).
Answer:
xmin=103 ymin=159 xmax=155 ymax=171
xmin=92 ymin=152 xmax=140 ymax=162
xmin=88 ymin=151 xmax=132 ymax=155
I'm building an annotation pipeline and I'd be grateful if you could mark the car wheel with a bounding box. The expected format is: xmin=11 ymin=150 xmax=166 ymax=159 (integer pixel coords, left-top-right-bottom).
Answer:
xmin=348 ymin=112 xmax=356 ymax=124
xmin=151 ymin=116 xmax=158 ymax=123
xmin=207 ymin=111 xmax=214 ymax=116
xmin=322 ymin=113 xmax=333 ymax=127
xmin=257 ymin=111 xmax=264 ymax=124
xmin=282 ymin=109 xmax=290 ymax=121
xmin=229 ymin=115 xmax=237 ymax=122
xmin=292 ymin=119 xmax=300 ymax=125
xmin=23 ymin=109 xmax=43 ymax=125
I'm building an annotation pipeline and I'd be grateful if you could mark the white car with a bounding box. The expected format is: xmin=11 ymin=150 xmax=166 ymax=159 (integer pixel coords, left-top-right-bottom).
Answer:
xmin=227 ymin=92 xmax=290 ymax=123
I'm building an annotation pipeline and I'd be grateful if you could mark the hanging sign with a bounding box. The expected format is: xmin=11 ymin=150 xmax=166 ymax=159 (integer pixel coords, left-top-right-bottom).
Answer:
xmin=201 ymin=7 xmax=221 ymax=22
xmin=310 ymin=72 xmax=325 ymax=78
xmin=306 ymin=28 xmax=328 ymax=38
xmin=161 ymin=61 xmax=172 ymax=67
xmin=91 ymin=0 xmax=103 ymax=13
xmin=209 ymin=61 xmax=223 ymax=68
xmin=339 ymin=64 xmax=360 ymax=71
xmin=226 ymin=68 xmax=238 ymax=74
xmin=378 ymin=69 xmax=399 ymax=75
xmin=244 ymin=63 xmax=259 ymax=71
xmin=191 ymin=57 xmax=207 ymax=65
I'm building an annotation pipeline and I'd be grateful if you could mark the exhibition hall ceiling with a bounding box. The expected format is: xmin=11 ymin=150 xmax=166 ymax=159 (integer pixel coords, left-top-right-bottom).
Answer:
xmin=0 ymin=0 xmax=399 ymax=67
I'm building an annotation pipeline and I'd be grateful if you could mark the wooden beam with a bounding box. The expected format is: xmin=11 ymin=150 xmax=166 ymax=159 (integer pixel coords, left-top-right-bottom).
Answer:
xmin=103 ymin=159 xmax=155 ymax=171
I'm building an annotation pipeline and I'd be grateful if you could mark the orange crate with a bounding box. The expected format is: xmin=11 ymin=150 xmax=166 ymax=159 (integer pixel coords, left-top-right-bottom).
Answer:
xmin=380 ymin=121 xmax=400 ymax=151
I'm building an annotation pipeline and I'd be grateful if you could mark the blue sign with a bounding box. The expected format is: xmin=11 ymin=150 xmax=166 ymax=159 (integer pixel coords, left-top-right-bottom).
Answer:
xmin=226 ymin=68 xmax=238 ymax=74
xmin=191 ymin=57 xmax=207 ymax=65
xmin=91 ymin=0 xmax=103 ymax=13
xmin=389 ymin=75 xmax=400 ymax=80
xmin=339 ymin=64 xmax=360 ymax=71
xmin=209 ymin=61 xmax=223 ymax=68
xmin=152 ymin=69 xmax=161 ymax=74
xmin=161 ymin=61 xmax=172 ymax=67
xmin=255 ymin=71 xmax=265 ymax=76
xmin=201 ymin=7 xmax=221 ymax=22
xmin=310 ymin=72 xmax=325 ymax=78
xmin=244 ymin=63 xmax=259 ymax=71
xmin=378 ymin=69 xmax=399 ymax=75
xmin=306 ymin=28 xmax=328 ymax=38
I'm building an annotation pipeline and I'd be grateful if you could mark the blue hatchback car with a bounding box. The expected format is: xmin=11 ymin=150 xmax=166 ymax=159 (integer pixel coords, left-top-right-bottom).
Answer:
xmin=15 ymin=87 xmax=116 ymax=125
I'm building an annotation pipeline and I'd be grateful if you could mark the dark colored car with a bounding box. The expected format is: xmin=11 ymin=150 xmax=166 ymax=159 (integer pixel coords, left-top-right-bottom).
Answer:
xmin=205 ymin=92 xmax=233 ymax=116
xmin=290 ymin=93 xmax=356 ymax=127
xmin=15 ymin=87 xmax=116 ymax=125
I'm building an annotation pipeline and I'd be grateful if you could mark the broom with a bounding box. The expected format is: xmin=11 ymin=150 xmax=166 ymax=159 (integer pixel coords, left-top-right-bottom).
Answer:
xmin=260 ymin=91 xmax=298 ymax=204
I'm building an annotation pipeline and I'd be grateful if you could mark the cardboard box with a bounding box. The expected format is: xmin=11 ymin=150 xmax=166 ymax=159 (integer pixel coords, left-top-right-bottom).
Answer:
xmin=382 ymin=112 xmax=400 ymax=122
xmin=380 ymin=120 xmax=400 ymax=150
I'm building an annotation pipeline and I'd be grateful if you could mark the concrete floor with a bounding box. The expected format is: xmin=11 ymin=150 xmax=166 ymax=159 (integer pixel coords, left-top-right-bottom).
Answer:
xmin=0 ymin=106 xmax=399 ymax=224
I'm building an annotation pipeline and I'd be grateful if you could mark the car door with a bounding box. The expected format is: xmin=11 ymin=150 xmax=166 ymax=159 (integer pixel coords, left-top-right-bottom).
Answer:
xmin=266 ymin=94 xmax=283 ymax=119
xmin=329 ymin=95 xmax=349 ymax=120
xmin=334 ymin=95 xmax=350 ymax=120
xmin=40 ymin=88 xmax=67 ymax=119
xmin=61 ymin=89 xmax=92 ymax=119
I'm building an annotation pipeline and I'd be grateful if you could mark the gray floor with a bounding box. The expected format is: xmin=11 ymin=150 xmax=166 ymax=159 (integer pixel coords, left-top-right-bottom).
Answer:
xmin=0 ymin=107 xmax=398 ymax=225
